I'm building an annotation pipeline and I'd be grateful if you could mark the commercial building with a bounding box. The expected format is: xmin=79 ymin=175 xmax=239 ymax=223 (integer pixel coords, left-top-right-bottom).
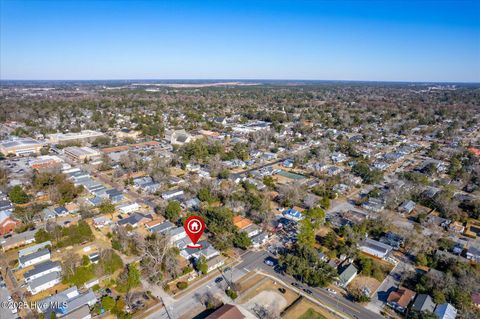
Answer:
xmin=64 ymin=146 xmax=101 ymax=162
xmin=47 ymin=130 xmax=105 ymax=145
xmin=0 ymin=138 xmax=43 ymax=156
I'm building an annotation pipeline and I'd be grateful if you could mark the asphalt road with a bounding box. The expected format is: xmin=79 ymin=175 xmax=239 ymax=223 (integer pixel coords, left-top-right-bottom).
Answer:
xmin=145 ymin=250 xmax=385 ymax=319
xmin=0 ymin=286 xmax=16 ymax=319
xmin=247 ymin=251 xmax=385 ymax=319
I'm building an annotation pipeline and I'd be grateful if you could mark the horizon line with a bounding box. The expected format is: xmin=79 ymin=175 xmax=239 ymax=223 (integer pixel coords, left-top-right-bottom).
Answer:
xmin=1 ymin=78 xmax=479 ymax=84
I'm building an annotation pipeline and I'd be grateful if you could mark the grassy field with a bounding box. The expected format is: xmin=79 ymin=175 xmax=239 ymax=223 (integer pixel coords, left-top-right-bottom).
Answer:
xmin=298 ymin=308 xmax=327 ymax=319
xmin=282 ymin=298 xmax=337 ymax=319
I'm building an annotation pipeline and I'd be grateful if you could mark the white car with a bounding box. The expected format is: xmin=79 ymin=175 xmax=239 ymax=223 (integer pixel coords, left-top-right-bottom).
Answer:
xmin=327 ymin=288 xmax=337 ymax=295
xmin=264 ymin=259 xmax=274 ymax=266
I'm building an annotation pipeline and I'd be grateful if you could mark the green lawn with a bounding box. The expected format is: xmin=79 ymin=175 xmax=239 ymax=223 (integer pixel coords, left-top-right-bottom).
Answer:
xmin=298 ymin=308 xmax=327 ymax=319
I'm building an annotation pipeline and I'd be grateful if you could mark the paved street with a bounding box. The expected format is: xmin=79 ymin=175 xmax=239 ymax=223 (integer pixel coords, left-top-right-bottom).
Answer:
xmin=145 ymin=250 xmax=384 ymax=319
xmin=0 ymin=286 xmax=16 ymax=319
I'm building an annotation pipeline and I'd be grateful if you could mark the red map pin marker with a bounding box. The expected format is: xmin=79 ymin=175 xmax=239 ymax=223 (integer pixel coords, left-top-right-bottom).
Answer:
xmin=184 ymin=216 xmax=206 ymax=249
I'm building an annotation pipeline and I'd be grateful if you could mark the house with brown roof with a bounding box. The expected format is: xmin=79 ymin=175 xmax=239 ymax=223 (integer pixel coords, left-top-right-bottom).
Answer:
xmin=205 ymin=304 xmax=245 ymax=319
xmin=233 ymin=215 xmax=253 ymax=230
xmin=387 ymin=287 xmax=416 ymax=313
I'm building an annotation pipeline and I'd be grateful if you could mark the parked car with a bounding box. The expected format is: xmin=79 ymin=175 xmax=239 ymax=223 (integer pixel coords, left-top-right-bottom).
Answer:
xmin=327 ymin=288 xmax=337 ymax=295
xmin=264 ymin=258 xmax=274 ymax=266
xmin=291 ymin=282 xmax=300 ymax=287
xmin=278 ymin=287 xmax=286 ymax=294
xmin=215 ymin=277 xmax=223 ymax=283
xmin=303 ymin=288 xmax=313 ymax=295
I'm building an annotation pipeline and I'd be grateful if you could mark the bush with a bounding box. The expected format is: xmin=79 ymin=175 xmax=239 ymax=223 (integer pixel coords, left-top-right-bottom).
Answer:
xmin=225 ymin=288 xmax=238 ymax=299
xmin=176 ymin=281 xmax=188 ymax=290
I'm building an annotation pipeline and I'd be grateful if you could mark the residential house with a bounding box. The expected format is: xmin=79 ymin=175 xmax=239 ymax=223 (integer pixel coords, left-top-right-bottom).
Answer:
xmin=251 ymin=232 xmax=269 ymax=248
xmin=18 ymin=241 xmax=52 ymax=258
xmin=0 ymin=200 xmax=14 ymax=213
xmin=168 ymin=130 xmax=192 ymax=145
xmin=0 ymin=211 xmax=19 ymax=236
xmin=205 ymin=304 xmax=245 ymax=319
xmin=185 ymin=198 xmax=201 ymax=210
xmin=206 ymin=255 xmax=226 ymax=273
xmin=28 ymin=271 xmax=62 ymax=295
xmin=242 ymin=224 xmax=261 ymax=238
xmin=19 ymin=248 xmax=51 ymax=268
xmin=283 ymin=207 xmax=304 ymax=221
xmin=105 ymin=189 xmax=123 ymax=203
xmin=337 ymin=264 xmax=358 ymax=288
xmin=144 ymin=219 xmax=163 ymax=231
xmin=162 ymin=189 xmax=184 ymax=200
xmin=42 ymin=208 xmax=56 ymax=221
xmin=411 ymin=294 xmax=436 ymax=313
xmin=117 ymin=213 xmax=152 ymax=228
xmin=362 ymin=198 xmax=385 ymax=212
xmin=1 ymin=229 xmax=36 ymax=251
xmin=387 ymin=287 xmax=416 ymax=313
xmin=37 ymin=286 xmax=97 ymax=318
xmin=359 ymin=238 xmax=393 ymax=259
xmin=54 ymin=207 xmax=69 ymax=217
xmin=466 ymin=246 xmax=480 ymax=263
xmin=24 ymin=261 xmax=61 ymax=283
xmin=434 ymin=303 xmax=457 ymax=319
xmin=92 ymin=216 xmax=112 ymax=228
xmin=167 ymin=227 xmax=187 ymax=243
xmin=380 ymin=232 xmax=404 ymax=250
xmin=149 ymin=221 xmax=175 ymax=234
xmin=117 ymin=202 xmax=140 ymax=214
xmin=398 ymin=200 xmax=416 ymax=215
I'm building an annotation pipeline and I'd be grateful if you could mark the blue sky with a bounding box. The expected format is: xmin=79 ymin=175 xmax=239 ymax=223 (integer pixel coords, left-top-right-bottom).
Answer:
xmin=1 ymin=0 xmax=479 ymax=82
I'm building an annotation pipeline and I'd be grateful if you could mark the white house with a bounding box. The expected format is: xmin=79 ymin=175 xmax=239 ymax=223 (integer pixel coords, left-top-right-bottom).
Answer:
xmin=167 ymin=227 xmax=187 ymax=243
xmin=28 ymin=271 xmax=61 ymax=295
xmin=359 ymin=238 xmax=393 ymax=259
xmin=19 ymin=249 xmax=51 ymax=268
xmin=206 ymin=255 xmax=225 ymax=273
xmin=117 ymin=202 xmax=140 ymax=214
xmin=24 ymin=261 xmax=61 ymax=283
xmin=162 ymin=189 xmax=184 ymax=200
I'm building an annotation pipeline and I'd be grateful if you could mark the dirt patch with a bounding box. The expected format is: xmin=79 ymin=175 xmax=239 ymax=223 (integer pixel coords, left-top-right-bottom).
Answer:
xmin=348 ymin=275 xmax=381 ymax=297
xmin=243 ymin=290 xmax=287 ymax=315
xmin=237 ymin=273 xmax=265 ymax=294
xmin=238 ymin=276 xmax=298 ymax=307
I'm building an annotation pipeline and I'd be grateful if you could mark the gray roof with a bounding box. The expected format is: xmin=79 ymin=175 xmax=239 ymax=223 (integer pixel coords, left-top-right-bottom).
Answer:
xmin=150 ymin=221 xmax=175 ymax=233
xmin=339 ymin=264 xmax=358 ymax=283
xmin=58 ymin=289 xmax=97 ymax=315
xmin=412 ymin=294 xmax=436 ymax=312
xmin=24 ymin=261 xmax=60 ymax=280
xmin=118 ymin=213 xmax=150 ymax=226
xmin=28 ymin=271 xmax=61 ymax=291
xmin=19 ymin=248 xmax=50 ymax=265
xmin=360 ymin=238 xmax=393 ymax=254
xmin=37 ymin=286 xmax=79 ymax=313
xmin=62 ymin=305 xmax=90 ymax=319
xmin=18 ymin=241 xmax=52 ymax=258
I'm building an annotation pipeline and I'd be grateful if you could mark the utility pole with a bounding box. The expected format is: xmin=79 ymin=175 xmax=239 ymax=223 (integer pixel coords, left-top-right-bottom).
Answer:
xmin=159 ymin=296 xmax=173 ymax=319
